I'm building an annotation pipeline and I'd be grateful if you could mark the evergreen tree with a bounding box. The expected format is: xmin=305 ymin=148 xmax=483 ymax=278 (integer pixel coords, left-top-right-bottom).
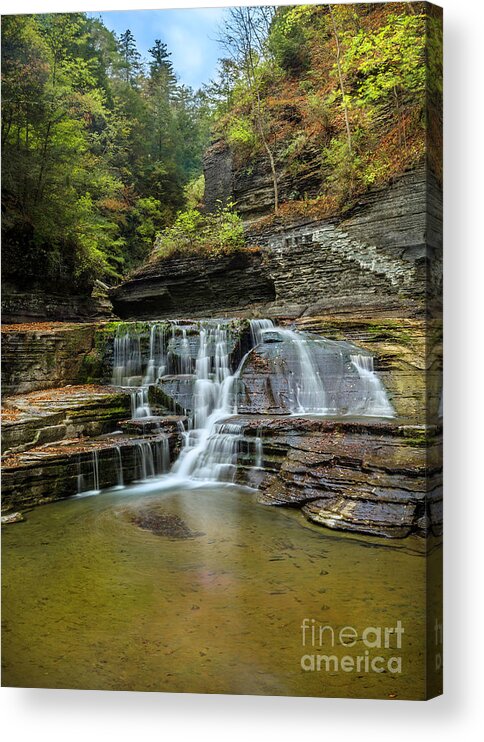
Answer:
xmin=117 ymin=29 xmax=142 ymax=86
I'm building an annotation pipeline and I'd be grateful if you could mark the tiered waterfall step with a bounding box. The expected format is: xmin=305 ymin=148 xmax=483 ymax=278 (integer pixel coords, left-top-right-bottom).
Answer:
xmin=1 ymin=384 xmax=131 ymax=456
xmin=1 ymin=427 xmax=183 ymax=515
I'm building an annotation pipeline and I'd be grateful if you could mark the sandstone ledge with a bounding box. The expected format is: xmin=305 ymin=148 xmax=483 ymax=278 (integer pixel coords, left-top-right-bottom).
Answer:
xmin=1 ymin=385 xmax=131 ymax=456
xmin=229 ymin=415 xmax=442 ymax=539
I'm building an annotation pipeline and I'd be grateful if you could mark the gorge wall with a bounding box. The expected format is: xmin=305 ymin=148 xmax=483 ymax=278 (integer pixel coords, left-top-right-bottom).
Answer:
xmin=111 ymin=162 xmax=441 ymax=322
xmin=1 ymin=278 xmax=113 ymax=325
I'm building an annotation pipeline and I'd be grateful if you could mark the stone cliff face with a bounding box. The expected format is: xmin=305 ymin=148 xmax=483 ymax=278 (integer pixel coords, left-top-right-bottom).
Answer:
xmin=203 ymin=139 xmax=322 ymax=221
xmin=1 ymin=279 xmax=113 ymax=324
xmin=111 ymin=164 xmax=441 ymax=321
xmin=110 ymin=250 xmax=275 ymax=320
xmin=1 ymin=323 xmax=98 ymax=395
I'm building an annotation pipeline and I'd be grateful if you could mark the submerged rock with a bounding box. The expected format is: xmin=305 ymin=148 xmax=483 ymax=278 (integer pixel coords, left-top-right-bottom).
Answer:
xmin=127 ymin=506 xmax=204 ymax=540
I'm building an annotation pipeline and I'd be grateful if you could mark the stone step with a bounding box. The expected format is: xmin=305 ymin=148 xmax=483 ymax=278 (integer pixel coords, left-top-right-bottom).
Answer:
xmin=1 ymin=384 xmax=131 ymax=456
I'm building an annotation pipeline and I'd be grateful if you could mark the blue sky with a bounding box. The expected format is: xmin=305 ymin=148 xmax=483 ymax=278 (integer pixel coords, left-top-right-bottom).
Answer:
xmin=89 ymin=8 xmax=227 ymax=90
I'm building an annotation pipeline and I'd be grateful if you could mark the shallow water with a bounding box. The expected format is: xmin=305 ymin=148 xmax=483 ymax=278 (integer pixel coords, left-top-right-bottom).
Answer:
xmin=2 ymin=482 xmax=431 ymax=698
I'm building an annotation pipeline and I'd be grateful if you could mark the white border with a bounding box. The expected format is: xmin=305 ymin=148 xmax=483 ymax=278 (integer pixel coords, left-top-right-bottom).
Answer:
xmin=1 ymin=0 xmax=483 ymax=739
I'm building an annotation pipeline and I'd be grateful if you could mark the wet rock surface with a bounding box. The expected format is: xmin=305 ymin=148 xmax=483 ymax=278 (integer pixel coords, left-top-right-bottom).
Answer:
xmin=293 ymin=316 xmax=442 ymax=423
xmin=229 ymin=415 xmax=442 ymax=538
xmin=236 ymin=331 xmax=379 ymax=416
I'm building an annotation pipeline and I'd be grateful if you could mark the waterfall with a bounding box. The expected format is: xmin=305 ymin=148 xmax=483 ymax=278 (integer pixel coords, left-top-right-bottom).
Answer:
xmin=135 ymin=438 xmax=171 ymax=481
xmin=350 ymin=354 xmax=395 ymax=417
xmin=76 ymin=437 xmax=170 ymax=494
xmin=170 ymin=323 xmax=237 ymax=480
xmin=246 ymin=327 xmax=394 ymax=418
xmin=250 ymin=319 xmax=274 ymax=347
xmin=112 ymin=327 xmax=151 ymax=418
xmin=107 ymin=318 xmax=393 ymax=490
xmin=114 ymin=445 xmax=124 ymax=488
xmin=166 ymin=320 xmax=270 ymax=482
xmin=135 ymin=441 xmax=155 ymax=480
xmin=112 ymin=323 xmax=170 ymax=419
xmin=274 ymin=328 xmax=328 ymax=414
xmin=77 ymin=450 xmax=100 ymax=495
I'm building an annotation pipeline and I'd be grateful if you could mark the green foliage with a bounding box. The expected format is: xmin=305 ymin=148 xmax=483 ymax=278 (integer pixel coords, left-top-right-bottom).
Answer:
xmin=1 ymin=13 xmax=212 ymax=289
xmin=226 ymin=115 xmax=256 ymax=152
xmin=184 ymin=175 xmax=205 ymax=210
xmin=268 ymin=5 xmax=312 ymax=75
xmin=323 ymin=136 xmax=363 ymax=201
xmin=153 ymin=203 xmax=245 ymax=260
xmin=211 ymin=3 xmax=436 ymax=218
xmin=340 ymin=13 xmax=426 ymax=108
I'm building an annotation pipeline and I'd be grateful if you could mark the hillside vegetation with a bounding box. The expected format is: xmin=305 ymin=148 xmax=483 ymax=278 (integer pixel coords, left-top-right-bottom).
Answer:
xmin=2 ymin=5 xmax=442 ymax=285
xmin=210 ymin=2 xmax=442 ymax=223
xmin=1 ymin=13 xmax=210 ymax=289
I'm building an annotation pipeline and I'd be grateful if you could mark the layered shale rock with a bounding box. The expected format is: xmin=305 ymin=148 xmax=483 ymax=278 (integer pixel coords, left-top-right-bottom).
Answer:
xmin=231 ymin=416 xmax=442 ymax=539
xmin=1 ymin=278 xmax=113 ymax=324
xmin=1 ymin=323 xmax=98 ymax=395
xmin=110 ymin=166 xmax=441 ymax=321
xmin=1 ymin=385 xmax=131 ymax=456
xmin=110 ymin=250 xmax=276 ymax=320
xmin=1 ymin=431 xmax=182 ymax=514
xmin=203 ymin=139 xmax=322 ymax=221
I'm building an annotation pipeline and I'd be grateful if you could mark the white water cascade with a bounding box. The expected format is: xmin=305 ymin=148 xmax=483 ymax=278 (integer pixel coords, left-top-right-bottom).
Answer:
xmin=349 ymin=353 xmax=395 ymax=417
xmin=76 ymin=437 xmax=171 ymax=495
xmin=274 ymin=328 xmax=328 ymax=414
xmin=169 ymin=321 xmax=263 ymax=483
xmin=112 ymin=329 xmax=150 ymax=418
xmin=107 ymin=318 xmax=394 ymax=490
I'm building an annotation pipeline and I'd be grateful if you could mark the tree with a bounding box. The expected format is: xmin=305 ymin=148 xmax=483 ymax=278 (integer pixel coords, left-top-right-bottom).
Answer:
xmin=117 ymin=29 xmax=142 ymax=86
xmin=2 ymin=13 xmax=209 ymax=285
xmin=328 ymin=4 xmax=352 ymax=154
xmin=218 ymin=6 xmax=280 ymax=214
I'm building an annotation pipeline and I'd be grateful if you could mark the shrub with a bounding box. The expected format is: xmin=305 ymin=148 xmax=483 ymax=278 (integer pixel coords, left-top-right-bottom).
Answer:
xmin=152 ymin=202 xmax=245 ymax=261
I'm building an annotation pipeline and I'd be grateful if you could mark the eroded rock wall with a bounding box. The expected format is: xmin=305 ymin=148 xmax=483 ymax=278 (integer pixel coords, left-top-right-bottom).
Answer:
xmin=110 ymin=250 xmax=276 ymax=320
xmin=1 ymin=323 xmax=98 ymax=396
xmin=111 ymin=165 xmax=441 ymax=321
xmin=1 ymin=279 xmax=113 ymax=324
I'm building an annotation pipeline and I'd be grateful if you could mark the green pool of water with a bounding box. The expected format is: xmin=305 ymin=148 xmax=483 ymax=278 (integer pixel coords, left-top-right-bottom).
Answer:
xmin=2 ymin=483 xmax=433 ymax=698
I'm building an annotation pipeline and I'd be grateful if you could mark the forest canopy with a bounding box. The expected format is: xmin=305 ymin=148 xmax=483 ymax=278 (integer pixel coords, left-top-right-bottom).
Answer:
xmin=1 ymin=13 xmax=211 ymax=289
xmin=1 ymin=5 xmax=441 ymax=290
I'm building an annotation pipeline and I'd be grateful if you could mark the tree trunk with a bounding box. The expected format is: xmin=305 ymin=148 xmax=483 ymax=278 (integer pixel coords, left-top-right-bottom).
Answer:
xmin=328 ymin=5 xmax=352 ymax=155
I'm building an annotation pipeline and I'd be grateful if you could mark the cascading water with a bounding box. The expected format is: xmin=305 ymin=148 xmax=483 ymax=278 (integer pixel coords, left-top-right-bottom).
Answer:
xmin=76 ymin=437 xmax=171 ymax=495
xmin=112 ymin=328 xmax=151 ymax=418
xmin=244 ymin=327 xmax=395 ymax=418
xmin=77 ymin=450 xmax=100 ymax=495
xmin=107 ymin=318 xmax=394 ymax=489
xmin=273 ymin=328 xmax=328 ymax=413
xmin=169 ymin=321 xmax=252 ymax=483
xmin=250 ymin=319 xmax=274 ymax=347
xmin=350 ymin=354 xmax=395 ymax=417
xmin=114 ymin=445 xmax=124 ymax=488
